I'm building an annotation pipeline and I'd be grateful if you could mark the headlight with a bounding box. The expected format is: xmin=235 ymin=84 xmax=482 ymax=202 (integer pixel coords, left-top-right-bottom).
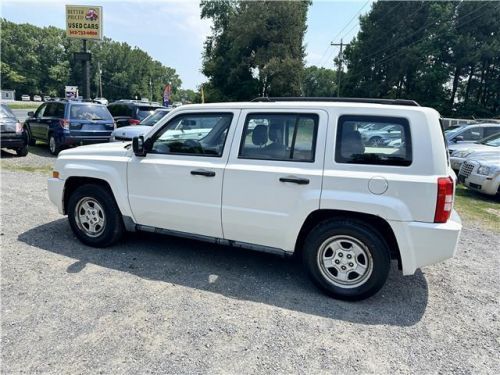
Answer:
xmin=452 ymin=150 xmax=471 ymax=158
xmin=477 ymin=165 xmax=490 ymax=175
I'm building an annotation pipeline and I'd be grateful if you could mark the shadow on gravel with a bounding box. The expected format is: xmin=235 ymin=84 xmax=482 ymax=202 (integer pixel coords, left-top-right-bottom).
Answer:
xmin=0 ymin=149 xmax=19 ymax=158
xmin=19 ymin=219 xmax=428 ymax=326
xmin=26 ymin=144 xmax=53 ymax=158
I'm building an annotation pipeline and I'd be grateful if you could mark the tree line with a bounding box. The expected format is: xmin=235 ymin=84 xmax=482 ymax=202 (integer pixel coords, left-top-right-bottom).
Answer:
xmin=200 ymin=1 xmax=499 ymax=117
xmin=1 ymin=19 xmax=188 ymax=102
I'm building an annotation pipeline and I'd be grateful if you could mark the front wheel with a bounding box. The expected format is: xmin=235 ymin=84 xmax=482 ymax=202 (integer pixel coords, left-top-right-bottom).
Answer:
xmin=67 ymin=184 xmax=124 ymax=247
xmin=16 ymin=145 xmax=28 ymax=157
xmin=303 ymin=219 xmax=390 ymax=301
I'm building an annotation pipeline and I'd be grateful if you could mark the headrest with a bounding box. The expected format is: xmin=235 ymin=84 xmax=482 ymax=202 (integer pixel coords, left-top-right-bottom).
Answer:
xmin=252 ymin=125 xmax=268 ymax=146
xmin=269 ymin=122 xmax=283 ymax=143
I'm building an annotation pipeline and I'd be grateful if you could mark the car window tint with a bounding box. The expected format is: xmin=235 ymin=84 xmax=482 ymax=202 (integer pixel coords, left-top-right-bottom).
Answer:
xmin=108 ymin=104 xmax=132 ymax=117
xmin=460 ymin=127 xmax=484 ymax=141
xmin=150 ymin=113 xmax=233 ymax=157
xmin=70 ymin=104 xmax=113 ymax=120
xmin=138 ymin=106 xmax=160 ymax=120
xmin=484 ymin=127 xmax=500 ymax=137
xmin=0 ymin=104 xmax=16 ymax=118
xmin=43 ymin=103 xmax=58 ymax=117
xmin=239 ymin=113 xmax=318 ymax=162
xmin=335 ymin=115 xmax=412 ymax=167
xmin=34 ymin=104 xmax=46 ymax=118
xmin=141 ymin=110 xmax=170 ymax=126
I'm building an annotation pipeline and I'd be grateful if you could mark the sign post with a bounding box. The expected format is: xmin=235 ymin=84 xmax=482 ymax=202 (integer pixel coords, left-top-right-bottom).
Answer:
xmin=66 ymin=5 xmax=103 ymax=99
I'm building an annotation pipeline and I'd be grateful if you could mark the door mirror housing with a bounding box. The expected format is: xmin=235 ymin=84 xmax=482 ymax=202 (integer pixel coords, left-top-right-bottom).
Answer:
xmin=133 ymin=136 xmax=147 ymax=156
xmin=454 ymin=135 xmax=464 ymax=142
xmin=28 ymin=111 xmax=35 ymax=117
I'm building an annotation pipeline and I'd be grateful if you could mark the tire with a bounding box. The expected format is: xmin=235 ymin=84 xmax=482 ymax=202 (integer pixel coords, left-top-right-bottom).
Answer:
xmin=67 ymin=184 xmax=124 ymax=247
xmin=303 ymin=219 xmax=390 ymax=301
xmin=16 ymin=145 xmax=28 ymax=157
xmin=368 ymin=136 xmax=383 ymax=146
xmin=26 ymin=129 xmax=36 ymax=146
xmin=48 ymin=134 xmax=61 ymax=155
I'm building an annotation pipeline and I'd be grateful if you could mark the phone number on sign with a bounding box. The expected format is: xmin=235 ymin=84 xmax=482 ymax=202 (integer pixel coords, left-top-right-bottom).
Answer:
xmin=69 ymin=30 xmax=99 ymax=36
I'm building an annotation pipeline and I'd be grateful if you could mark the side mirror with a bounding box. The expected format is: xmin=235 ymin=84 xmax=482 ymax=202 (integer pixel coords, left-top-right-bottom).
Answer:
xmin=132 ymin=136 xmax=146 ymax=156
xmin=28 ymin=111 xmax=35 ymax=117
xmin=454 ymin=135 xmax=464 ymax=142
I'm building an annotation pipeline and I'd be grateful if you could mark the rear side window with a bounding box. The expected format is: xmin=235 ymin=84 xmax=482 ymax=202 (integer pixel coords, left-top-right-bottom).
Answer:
xmin=239 ymin=113 xmax=318 ymax=162
xmin=43 ymin=103 xmax=65 ymax=118
xmin=335 ymin=115 xmax=412 ymax=166
xmin=138 ymin=106 xmax=160 ymax=120
xmin=70 ymin=104 xmax=113 ymax=121
xmin=108 ymin=104 xmax=133 ymax=117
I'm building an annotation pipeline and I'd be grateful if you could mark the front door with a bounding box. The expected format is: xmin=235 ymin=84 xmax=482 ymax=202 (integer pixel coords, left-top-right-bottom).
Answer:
xmin=222 ymin=109 xmax=328 ymax=251
xmin=127 ymin=110 xmax=240 ymax=238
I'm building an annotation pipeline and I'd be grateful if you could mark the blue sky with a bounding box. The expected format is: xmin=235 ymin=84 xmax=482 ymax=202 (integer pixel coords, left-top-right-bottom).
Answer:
xmin=1 ymin=0 xmax=372 ymax=90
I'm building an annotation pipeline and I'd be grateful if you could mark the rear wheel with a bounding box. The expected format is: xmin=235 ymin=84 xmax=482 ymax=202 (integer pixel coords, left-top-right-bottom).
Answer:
xmin=67 ymin=184 xmax=124 ymax=247
xmin=48 ymin=134 xmax=61 ymax=155
xmin=303 ymin=219 xmax=390 ymax=301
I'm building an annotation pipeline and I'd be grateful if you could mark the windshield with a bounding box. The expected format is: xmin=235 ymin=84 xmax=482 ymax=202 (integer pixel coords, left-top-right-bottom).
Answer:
xmin=445 ymin=125 xmax=467 ymax=137
xmin=0 ymin=104 xmax=16 ymax=119
xmin=141 ymin=109 xmax=170 ymax=126
xmin=481 ymin=133 xmax=500 ymax=147
xmin=137 ymin=106 xmax=161 ymax=120
xmin=70 ymin=104 xmax=113 ymax=121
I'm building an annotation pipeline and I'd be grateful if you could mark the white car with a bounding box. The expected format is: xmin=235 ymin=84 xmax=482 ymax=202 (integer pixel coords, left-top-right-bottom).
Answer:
xmin=458 ymin=154 xmax=500 ymax=196
xmin=94 ymin=97 xmax=109 ymax=105
xmin=21 ymin=95 xmax=30 ymax=102
xmin=48 ymin=98 xmax=462 ymax=301
xmin=33 ymin=95 xmax=42 ymax=102
xmin=450 ymin=132 xmax=500 ymax=172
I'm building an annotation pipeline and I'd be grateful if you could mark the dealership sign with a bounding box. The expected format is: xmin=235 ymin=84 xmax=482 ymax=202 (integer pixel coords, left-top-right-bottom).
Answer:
xmin=66 ymin=5 xmax=103 ymax=40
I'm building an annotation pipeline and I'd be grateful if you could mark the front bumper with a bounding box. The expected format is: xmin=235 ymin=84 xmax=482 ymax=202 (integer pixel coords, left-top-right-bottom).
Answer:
xmin=48 ymin=177 xmax=65 ymax=214
xmin=389 ymin=210 xmax=462 ymax=275
xmin=0 ymin=133 xmax=27 ymax=149
xmin=463 ymin=173 xmax=500 ymax=195
xmin=450 ymin=157 xmax=465 ymax=172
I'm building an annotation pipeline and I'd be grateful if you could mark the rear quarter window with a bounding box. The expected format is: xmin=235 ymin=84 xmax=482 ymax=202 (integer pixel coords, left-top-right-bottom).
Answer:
xmin=335 ymin=115 xmax=412 ymax=167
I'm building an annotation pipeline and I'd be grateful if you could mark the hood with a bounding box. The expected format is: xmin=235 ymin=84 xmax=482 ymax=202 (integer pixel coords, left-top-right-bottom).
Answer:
xmin=466 ymin=150 xmax=500 ymax=164
xmin=112 ymin=125 xmax=152 ymax=140
xmin=58 ymin=141 xmax=131 ymax=158
xmin=448 ymin=142 xmax=485 ymax=153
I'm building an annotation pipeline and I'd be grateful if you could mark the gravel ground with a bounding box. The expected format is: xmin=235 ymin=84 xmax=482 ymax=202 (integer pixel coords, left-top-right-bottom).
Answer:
xmin=1 ymin=144 xmax=55 ymax=169
xmin=1 ymin=167 xmax=499 ymax=374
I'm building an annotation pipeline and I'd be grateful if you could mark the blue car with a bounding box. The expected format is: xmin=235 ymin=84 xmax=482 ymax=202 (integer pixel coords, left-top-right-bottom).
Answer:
xmin=25 ymin=100 xmax=115 ymax=155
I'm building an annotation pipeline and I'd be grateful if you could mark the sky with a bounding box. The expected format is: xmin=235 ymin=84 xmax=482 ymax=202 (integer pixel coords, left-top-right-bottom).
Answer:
xmin=1 ymin=0 xmax=373 ymax=90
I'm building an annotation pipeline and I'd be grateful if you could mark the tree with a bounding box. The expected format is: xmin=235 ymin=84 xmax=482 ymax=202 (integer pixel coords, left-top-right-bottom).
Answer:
xmin=201 ymin=0 xmax=310 ymax=101
xmin=302 ymin=66 xmax=337 ymax=97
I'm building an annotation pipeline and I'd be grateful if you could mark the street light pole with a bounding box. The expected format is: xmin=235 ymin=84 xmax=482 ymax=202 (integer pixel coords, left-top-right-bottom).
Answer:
xmin=98 ymin=62 xmax=103 ymax=98
xmin=149 ymin=78 xmax=153 ymax=101
xmin=82 ymin=39 xmax=90 ymax=99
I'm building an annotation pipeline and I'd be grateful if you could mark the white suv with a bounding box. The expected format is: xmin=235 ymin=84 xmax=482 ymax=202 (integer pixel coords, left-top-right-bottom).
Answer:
xmin=48 ymin=98 xmax=462 ymax=301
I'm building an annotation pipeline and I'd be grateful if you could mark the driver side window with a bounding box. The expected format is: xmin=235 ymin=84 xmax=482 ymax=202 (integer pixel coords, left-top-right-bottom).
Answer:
xmin=149 ymin=113 xmax=233 ymax=157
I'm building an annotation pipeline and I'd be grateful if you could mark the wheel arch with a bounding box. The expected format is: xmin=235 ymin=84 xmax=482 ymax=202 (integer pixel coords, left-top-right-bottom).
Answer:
xmin=63 ymin=176 xmax=114 ymax=215
xmin=295 ymin=209 xmax=402 ymax=269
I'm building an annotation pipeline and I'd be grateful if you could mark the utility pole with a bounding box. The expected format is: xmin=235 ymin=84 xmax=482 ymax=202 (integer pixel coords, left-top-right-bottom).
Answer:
xmin=149 ymin=78 xmax=153 ymax=101
xmin=331 ymin=39 xmax=347 ymax=97
xmin=82 ymin=39 xmax=90 ymax=99
xmin=98 ymin=61 xmax=103 ymax=98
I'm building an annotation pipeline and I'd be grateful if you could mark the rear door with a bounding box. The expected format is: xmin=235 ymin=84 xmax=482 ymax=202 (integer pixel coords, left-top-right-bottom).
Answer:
xmin=222 ymin=109 xmax=327 ymax=251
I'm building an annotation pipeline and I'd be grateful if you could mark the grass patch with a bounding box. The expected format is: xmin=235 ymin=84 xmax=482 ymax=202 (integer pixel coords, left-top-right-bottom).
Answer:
xmin=454 ymin=184 xmax=499 ymax=231
xmin=0 ymin=162 xmax=52 ymax=174
xmin=6 ymin=102 xmax=41 ymax=110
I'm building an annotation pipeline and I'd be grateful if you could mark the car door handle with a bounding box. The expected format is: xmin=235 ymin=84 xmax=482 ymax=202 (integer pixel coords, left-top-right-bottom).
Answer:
xmin=191 ymin=169 xmax=216 ymax=177
xmin=279 ymin=176 xmax=310 ymax=185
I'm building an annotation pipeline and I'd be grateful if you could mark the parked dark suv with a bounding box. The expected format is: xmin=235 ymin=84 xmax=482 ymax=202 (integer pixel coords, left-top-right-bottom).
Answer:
xmin=0 ymin=104 xmax=28 ymax=156
xmin=107 ymin=100 xmax=164 ymax=128
xmin=25 ymin=100 xmax=115 ymax=155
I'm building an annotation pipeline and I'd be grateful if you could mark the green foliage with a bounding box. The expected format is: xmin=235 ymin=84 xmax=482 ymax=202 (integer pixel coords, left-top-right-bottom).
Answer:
xmin=302 ymin=66 xmax=337 ymax=97
xmin=201 ymin=0 xmax=310 ymax=102
xmin=342 ymin=1 xmax=500 ymax=117
xmin=0 ymin=19 xmax=181 ymax=101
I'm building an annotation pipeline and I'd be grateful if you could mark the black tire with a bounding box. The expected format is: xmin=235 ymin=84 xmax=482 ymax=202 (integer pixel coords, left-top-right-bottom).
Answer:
xmin=26 ymin=129 xmax=36 ymax=146
xmin=67 ymin=184 xmax=124 ymax=247
xmin=303 ymin=219 xmax=390 ymax=301
xmin=48 ymin=134 xmax=61 ymax=155
xmin=368 ymin=136 xmax=382 ymax=146
xmin=16 ymin=145 xmax=28 ymax=157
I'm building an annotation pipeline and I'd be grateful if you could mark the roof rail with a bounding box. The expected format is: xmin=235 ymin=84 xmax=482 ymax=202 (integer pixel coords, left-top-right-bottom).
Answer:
xmin=251 ymin=97 xmax=420 ymax=107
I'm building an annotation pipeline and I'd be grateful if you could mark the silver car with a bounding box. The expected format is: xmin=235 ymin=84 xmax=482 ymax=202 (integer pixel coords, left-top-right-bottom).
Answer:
xmin=458 ymin=153 xmax=500 ymax=196
xmin=450 ymin=132 xmax=500 ymax=172
xmin=111 ymin=108 xmax=171 ymax=141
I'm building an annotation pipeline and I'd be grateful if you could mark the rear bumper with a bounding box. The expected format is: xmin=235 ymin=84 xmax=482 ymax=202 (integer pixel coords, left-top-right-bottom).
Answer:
xmin=390 ymin=210 xmax=462 ymax=275
xmin=48 ymin=177 xmax=65 ymax=214
xmin=62 ymin=135 xmax=111 ymax=146
xmin=0 ymin=133 xmax=27 ymax=149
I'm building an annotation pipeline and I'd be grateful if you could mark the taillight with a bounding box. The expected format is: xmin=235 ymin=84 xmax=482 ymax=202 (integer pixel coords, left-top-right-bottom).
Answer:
xmin=15 ymin=122 xmax=23 ymax=133
xmin=434 ymin=176 xmax=454 ymax=223
xmin=128 ymin=119 xmax=141 ymax=125
xmin=59 ymin=119 xmax=70 ymax=129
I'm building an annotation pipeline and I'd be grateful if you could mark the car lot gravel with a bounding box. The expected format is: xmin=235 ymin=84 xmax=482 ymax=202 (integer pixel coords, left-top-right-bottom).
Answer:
xmin=1 ymin=153 xmax=499 ymax=374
